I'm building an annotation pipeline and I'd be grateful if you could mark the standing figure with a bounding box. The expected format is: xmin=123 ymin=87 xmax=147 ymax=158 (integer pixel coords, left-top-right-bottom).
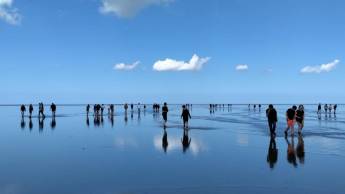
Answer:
xmin=86 ymin=104 xmax=90 ymax=116
xmin=181 ymin=105 xmax=191 ymax=129
xmin=284 ymin=105 xmax=297 ymax=137
xmin=110 ymin=104 xmax=114 ymax=115
xmin=296 ymin=105 xmax=304 ymax=135
xmin=324 ymin=104 xmax=328 ymax=114
xmin=317 ymin=103 xmax=322 ymax=114
xmin=39 ymin=103 xmax=45 ymax=118
xmin=266 ymin=104 xmax=278 ymax=137
xmin=162 ymin=102 xmax=169 ymax=127
xmin=20 ymin=104 xmax=26 ymax=118
xmin=29 ymin=104 xmax=34 ymax=118
xmin=50 ymin=103 xmax=57 ymax=118
xmin=124 ymin=103 xmax=128 ymax=112
xmin=334 ymin=104 xmax=337 ymax=114
xmin=328 ymin=105 xmax=332 ymax=114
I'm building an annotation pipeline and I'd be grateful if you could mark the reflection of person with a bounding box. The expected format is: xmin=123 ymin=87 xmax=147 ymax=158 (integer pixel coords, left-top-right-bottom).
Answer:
xmin=266 ymin=104 xmax=277 ymax=137
xmin=39 ymin=116 xmax=45 ymax=132
xmin=51 ymin=117 xmax=56 ymax=129
xmin=181 ymin=129 xmax=191 ymax=153
xmin=296 ymin=135 xmax=305 ymax=164
xmin=267 ymin=137 xmax=278 ymax=169
xmin=29 ymin=118 xmax=33 ymax=130
xmin=162 ymin=102 xmax=168 ymax=127
xmin=181 ymin=105 xmax=191 ymax=129
xmin=285 ymin=136 xmax=297 ymax=167
xmin=20 ymin=117 xmax=26 ymax=129
xmin=162 ymin=127 xmax=168 ymax=153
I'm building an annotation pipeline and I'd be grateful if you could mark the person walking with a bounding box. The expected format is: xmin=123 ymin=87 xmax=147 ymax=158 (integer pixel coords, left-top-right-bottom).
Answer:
xmin=266 ymin=104 xmax=278 ymax=137
xmin=86 ymin=104 xmax=90 ymax=116
xmin=39 ymin=103 xmax=45 ymax=118
xmin=50 ymin=103 xmax=57 ymax=117
xmin=284 ymin=105 xmax=297 ymax=137
xmin=296 ymin=105 xmax=305 ymax=135
xmin=162 ymin=102 xmax=169 ymax=127
xmin=181 ymin=105 xmax=191 ymax=129
xmin=317 ymin=103 xmax=322 ymax=114
xmin=29 ymin=104 xmax=34 ymax=118
xmin=20 ymin=104 xmax=26 ymax=118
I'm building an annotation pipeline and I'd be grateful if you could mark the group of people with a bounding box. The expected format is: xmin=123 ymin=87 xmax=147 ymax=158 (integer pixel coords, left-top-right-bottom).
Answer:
xmin=248 ymin=104 xmax=262 ymax=110
xmin=209 ymin=104 xmax=232 ymax=113
xmin=266 ymin=104 xmax=305 ymax=137
xmin=317 ymin=103 xmax=337 ymax=114
xmin=20 ymin=103 xmax=57 ymax=118
xmin=160 ymin=103 xmax=192 ymax=128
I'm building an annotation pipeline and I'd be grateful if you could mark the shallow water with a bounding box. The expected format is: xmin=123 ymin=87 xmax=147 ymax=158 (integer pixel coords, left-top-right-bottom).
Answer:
xmin=0 ymin=104 xmax=344 ymax=194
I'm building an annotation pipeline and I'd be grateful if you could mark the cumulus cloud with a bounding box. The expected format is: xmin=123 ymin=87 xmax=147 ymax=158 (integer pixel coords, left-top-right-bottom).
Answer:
xmin=100 ymin=0 xmax=173 ymax=18
xmin=114 ymin=61 xmax=140 ymax=71
xmin=235 ymin=64 xmax=249 ymax=71
xmin=153 ymin=54 xmax=210 ymax=72
xmin=0 ymin=0 xmax=21 ymax=25
xmin=300 ymin=59 xmax=339 ymax=74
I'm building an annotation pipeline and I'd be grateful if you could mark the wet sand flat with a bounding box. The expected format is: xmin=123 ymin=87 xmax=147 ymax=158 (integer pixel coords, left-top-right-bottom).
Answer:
xmin=0 ymin=104 xmax=344 ymax=194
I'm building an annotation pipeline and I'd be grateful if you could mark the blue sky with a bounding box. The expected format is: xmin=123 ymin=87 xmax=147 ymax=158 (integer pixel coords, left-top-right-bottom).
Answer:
xmin=1 ymin=0 xmax=344 ymax=104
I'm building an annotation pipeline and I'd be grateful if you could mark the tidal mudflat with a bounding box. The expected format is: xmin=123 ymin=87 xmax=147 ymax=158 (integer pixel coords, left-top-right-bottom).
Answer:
xmin=0 ymin=104 xmax=344 ymax=194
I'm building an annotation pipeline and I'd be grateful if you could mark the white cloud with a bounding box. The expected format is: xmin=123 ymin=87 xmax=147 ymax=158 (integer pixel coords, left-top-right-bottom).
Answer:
xmin=0 ymin=0 xmax=21 ymax=25
xmin=114 ymin=61 xmax=140 ymax=71
xmin=153 ymin=54 xmax=210 ymax=71
xmin=100 ymin=0 xmax=173 ymax=18
xmin=235 ymin=64 xmax=249 ymax=71
xmin=300 ymin=59 xmax=339 ymax=74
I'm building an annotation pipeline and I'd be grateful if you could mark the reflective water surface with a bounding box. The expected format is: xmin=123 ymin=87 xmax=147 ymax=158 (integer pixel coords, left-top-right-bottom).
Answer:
xmin=0 ymin=104 xmax=344 ymax=194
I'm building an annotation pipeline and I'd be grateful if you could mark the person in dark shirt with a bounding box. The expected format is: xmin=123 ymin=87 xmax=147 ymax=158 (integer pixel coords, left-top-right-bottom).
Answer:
xmin=334 ymin=104 xmax=337 ymax=114
xmin=162 ymin=102 xmax=169 ymax=127
xmin=317 ymin=103 xmax=322 ymax=114
xmin=29 ymin=104 xmax=34 ymax=118
xmin=284 ymin=105 xmax=297 ymax=137
xmin=296 ymin=105 xmax=305 ymax=135
xmin=181 ymin=105 xmax=191 ymax=128
xmin=50 ymin=103 xmax=57 ymax=118
xmin=86 ymin=104 xmax=90 ymax=116
xmin=266 ymin=104 xmax=278 ymax=137
xmin=20 ymin=104 xmax=26 ymax=118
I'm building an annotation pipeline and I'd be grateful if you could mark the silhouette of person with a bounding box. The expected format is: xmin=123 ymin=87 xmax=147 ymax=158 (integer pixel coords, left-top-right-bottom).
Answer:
xmin=324 ymin=104 xmax=328 ymax=114
xmin=181 ymin=105 xmax=191 ymax=129
xmin=181 ymin=129 xmax=191 ymax=153
xmin=266 ymin=104 xmax=278 ymax=137
xmin=267 ymin=137 xmax=278 ymax=169
xmin=20 ymin=104 xmax=26 ymax=118
xmin=29 ymin=104 xmax=34 ymax=118
xmin=296 ymin=105 xmax=305 ymax=135
xmin=124 ymin=103 xmax=128 ymax=113
xmin=20 ymin=117 xmax=26 ymax=129
xmin=110 ymin=104 xmax=114 ymax=116
xmin=130 ymin=104 xmax=134 ymax=111
xmin=334 ymin=104 xmax=337 ymax=114
xmin=51 ymin=117 xmax=56 ymax=129
xmin=162 ymin=102 xmax=168 ymax=127
xmin=38 ymin=103 xmax=45 ymax=118
xmin=86 ymin=104 xmax=90 ymax=116
xmin=50 ymin=103 xmax=57 ymax=118
xmin=317 ymin=103 xmax=322 ymax=114
xmin=296 ymin=135 xmax=305 ymax=164
xmin=285 ymin=136 xmax=297 ymax=167
xmin=284 ymin=105 xmax=297 ymax=137
xmin=101 ymin=104 xmax=105 ymax=116
xmin=162 ymin=127 xmax=168 ymax=153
